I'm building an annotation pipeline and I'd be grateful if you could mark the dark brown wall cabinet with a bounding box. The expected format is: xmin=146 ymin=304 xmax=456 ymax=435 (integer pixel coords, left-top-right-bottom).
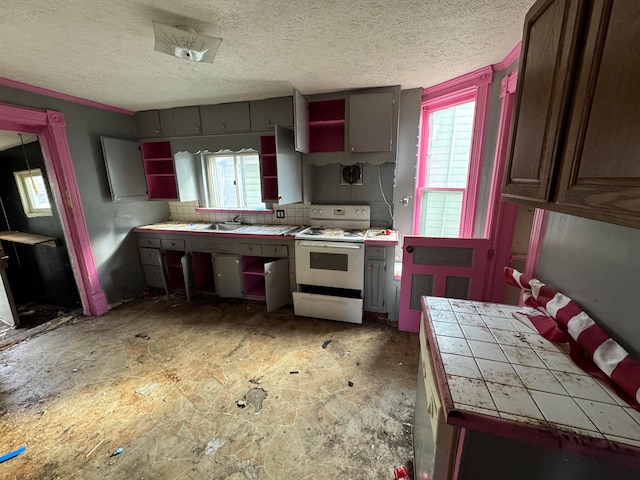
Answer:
xmin=504 ymin=0 xmax=640 ymax=229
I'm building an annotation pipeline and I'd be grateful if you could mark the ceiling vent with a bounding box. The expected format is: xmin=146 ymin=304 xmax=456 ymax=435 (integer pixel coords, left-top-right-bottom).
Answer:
xmin=153 ymin=22 xmax=222 ymax=63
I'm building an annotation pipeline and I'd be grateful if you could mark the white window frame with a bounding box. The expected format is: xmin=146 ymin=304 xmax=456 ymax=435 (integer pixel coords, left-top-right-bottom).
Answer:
xmin=13 ymin=168 xmax=53 ymax=218
xmin=203 ymin=149 xmax=265 ymax=210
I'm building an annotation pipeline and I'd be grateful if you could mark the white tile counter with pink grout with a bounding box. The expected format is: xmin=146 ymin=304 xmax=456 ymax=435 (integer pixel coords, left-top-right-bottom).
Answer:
xmin=414 ymin=296 xmax=640 ymax=480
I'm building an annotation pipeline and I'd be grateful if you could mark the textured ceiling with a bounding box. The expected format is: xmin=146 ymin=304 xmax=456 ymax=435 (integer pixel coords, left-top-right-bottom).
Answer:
xmin=0 ymin=0 xmax=535 ymax=112
xmin=0 ymin=131 xmax=38 ymax=152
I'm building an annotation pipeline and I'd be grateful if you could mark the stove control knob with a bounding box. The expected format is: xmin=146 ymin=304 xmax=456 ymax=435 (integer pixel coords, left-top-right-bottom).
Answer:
xmin=318 ymin=209 xmax=323 ymax=214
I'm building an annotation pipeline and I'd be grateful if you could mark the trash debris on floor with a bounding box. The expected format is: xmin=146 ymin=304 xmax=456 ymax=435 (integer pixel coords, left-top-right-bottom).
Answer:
xmin=241 ymin=387 xmax=268 ymax=413
xmin=0 ymin=296 xmax=418 ymax=479
xmin=394 ymin=465 xmax=410 ymax=480
xmin=135 ymin=381 xmax=159 ymax=396
xmin=134 ymin=333 xmax=151 ymax=340
xmin=204 ymin=438 xmax=225 ymax=456
xmin=0 ymin=445 xmax=26 ymax=463
xmin=322 ymin=340 xmax=332 ymax=349
xmin=111 ymin=447 xmax=124 ymax=457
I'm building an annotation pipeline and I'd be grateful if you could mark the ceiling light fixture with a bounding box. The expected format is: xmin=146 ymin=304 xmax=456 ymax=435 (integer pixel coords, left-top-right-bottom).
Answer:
xmin=153 ymin=22 xmax=222 ymax=63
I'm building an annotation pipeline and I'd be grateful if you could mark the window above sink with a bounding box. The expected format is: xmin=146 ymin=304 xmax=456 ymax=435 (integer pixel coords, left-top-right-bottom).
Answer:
xmin=203 ymin=149 xmax=265 ymax=210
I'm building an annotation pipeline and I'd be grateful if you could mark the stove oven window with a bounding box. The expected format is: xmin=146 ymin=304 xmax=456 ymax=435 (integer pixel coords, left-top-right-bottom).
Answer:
xmin=310 ymin=252 xmax=349 ymax=272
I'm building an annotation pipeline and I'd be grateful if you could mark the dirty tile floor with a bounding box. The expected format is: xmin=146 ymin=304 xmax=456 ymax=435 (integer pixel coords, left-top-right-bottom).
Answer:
xmin=0 ymin=296 xmax=418 ymax=479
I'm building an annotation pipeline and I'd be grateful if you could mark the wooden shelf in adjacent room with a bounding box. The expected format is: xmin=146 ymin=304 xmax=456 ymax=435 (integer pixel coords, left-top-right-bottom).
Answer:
xmin=0 ymin=231 xmax=58 ymax=248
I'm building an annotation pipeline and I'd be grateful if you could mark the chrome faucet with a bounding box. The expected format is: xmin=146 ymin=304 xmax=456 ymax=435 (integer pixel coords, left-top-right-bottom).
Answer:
xmin=230 ymin=214 xmax=242 ymax=223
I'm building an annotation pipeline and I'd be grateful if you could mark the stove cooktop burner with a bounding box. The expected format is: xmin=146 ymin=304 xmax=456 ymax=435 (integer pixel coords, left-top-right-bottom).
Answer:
xmin=295 ymin=226 xmax=367 ymax=242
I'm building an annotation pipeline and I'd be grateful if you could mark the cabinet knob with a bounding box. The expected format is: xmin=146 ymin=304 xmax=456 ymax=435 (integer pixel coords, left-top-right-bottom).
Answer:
xmin=278 ymin=195 xmax=283 ymax=200
xmin=266 ymin=270 xmax=271 ymax=276
xmin=266 ymin=120 xmax=272 ymax=125
xmin=406 ymin=245 xmax=414 ymax=253
xmin=195 ymin=125 xmax=201 ymax=132
xmin=350 ymin=146 xmax=355 ymax=152
xmin=221 ymin=123 xmax=226 ymax=129
xmin=155 ymin=129 xmax=160 ymax=134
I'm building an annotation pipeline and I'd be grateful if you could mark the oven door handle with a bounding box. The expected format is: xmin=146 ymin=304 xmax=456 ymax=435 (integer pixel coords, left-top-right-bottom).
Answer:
xmin=296 ymin=241 xmax=362 ymax=249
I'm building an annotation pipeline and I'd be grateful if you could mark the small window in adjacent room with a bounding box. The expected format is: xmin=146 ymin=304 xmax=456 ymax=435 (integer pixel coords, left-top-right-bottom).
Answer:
xmin=13 ymin=169 xmax=53 ymax=218
xmin=204 ymin=149 xmax=265 ymax=209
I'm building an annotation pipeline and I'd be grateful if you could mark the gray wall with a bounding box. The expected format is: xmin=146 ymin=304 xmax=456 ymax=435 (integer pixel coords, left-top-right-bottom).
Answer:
xmin=393 ymin=88 xmax=422 ymax=236
xmin=474 ymin=62 xmax=519 ymax=237
xmin=0 ymin=85 xmax=169 ymax=305
xmin=310 ymin=162 xmax=395 ymax=227
xmin=536 ymin=212 xmax=640 ymax=358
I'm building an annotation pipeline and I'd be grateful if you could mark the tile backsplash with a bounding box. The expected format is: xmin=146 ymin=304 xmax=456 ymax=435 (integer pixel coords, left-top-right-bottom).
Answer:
xmin=168 ymin=201 xmax=310 ymax=226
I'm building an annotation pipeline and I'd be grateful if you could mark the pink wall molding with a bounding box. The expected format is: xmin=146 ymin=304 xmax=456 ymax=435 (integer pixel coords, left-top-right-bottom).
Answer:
xmin=0 ymin=76 xmax=133 ymax=116
xmin=0 ymin=102 xmax=109 ymax=316
xmin=493 ymin=41 xmax=522 ymax=71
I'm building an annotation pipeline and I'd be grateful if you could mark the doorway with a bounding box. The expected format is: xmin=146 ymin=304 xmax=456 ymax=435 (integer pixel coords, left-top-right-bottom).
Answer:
xmin=0 ymin=103 xmax=108 ymax=320
xmin=0 ymin=131 xmax=81 ymax=328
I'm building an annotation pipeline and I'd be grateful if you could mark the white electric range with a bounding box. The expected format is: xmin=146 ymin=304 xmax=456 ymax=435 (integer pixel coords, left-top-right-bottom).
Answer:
xmin=293 ymin=205 xmax=371 ymax=324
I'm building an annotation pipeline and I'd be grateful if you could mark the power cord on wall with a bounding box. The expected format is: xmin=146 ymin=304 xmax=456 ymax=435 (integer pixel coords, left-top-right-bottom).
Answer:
xmin=377 ymin=164 xmax=396 ymax=230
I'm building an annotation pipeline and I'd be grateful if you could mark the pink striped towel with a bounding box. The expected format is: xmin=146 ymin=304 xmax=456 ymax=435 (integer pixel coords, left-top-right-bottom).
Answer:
xmin=505 ymin=267 xmax=640 ymax=411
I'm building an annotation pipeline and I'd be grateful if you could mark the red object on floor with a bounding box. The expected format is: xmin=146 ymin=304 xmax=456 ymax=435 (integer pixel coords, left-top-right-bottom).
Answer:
xmin=394 ymin=465 xmax=409 ymax=480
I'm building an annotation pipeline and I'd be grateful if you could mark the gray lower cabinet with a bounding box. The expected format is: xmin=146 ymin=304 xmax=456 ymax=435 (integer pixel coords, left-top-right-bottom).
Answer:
xmin=137 ymin=233 xmax=293 ymax=310
xmin=364 ymin=245 xmax=394 ymax=313
xmin=138 ymin=246 xmax=168 ymax=294
xmin=213 ymin=254 xmax=243 ymax=298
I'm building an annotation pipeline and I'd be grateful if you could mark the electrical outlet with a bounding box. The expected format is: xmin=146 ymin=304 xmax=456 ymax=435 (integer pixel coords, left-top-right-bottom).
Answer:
xmin=276 ymin=210 xmax=285 ymax=218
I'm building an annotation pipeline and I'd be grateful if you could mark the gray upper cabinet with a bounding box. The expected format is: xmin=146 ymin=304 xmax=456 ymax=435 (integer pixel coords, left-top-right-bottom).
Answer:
xmin=293 ymin=90 xmax=309 ymax=153
xmin=275 ymin=126 xmax=302 ymax=205
xmin=250 ymin=97 xmax=294 ymax=132
xmin=349 ymin=91 xmax=394 ymax=152
xmin=100 ymin=137 xmax=148 ymax=202
xmin=200 ymin=102 xmax=251 ymax=135
xmin=159 ymin=106 xmax=202 ymax=137
xmin=136 ymin=110 xmax=162 ymax=139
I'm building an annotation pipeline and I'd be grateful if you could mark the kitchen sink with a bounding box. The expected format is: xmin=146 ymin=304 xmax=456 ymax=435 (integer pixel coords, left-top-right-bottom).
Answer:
xmin=209 ymin=223 xmax=245 ymax=231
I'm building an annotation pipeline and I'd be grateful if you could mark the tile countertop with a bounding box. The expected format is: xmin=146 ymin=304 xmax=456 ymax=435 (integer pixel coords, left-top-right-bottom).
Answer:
xmin=135 ymin=222 xmax=400 ymax=244
xmin=420 ymin=296 xmax=640 ymax=468
xmin=134 ymin=221 xmax=305 ymax=237
xmin=364 ymin=228 xmax=399 ymax=246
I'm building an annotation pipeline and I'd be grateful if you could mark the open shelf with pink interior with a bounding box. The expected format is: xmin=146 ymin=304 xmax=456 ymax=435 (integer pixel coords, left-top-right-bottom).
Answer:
xmin=308 ymin=98 xmax=345 ymax=152
xmin=242 ymin=256 xmax=279 ymax=299
xmin=259 ymin=135 xmax=278 ymax=202
xmin=141 ymin=141 xmax=178 ymax=199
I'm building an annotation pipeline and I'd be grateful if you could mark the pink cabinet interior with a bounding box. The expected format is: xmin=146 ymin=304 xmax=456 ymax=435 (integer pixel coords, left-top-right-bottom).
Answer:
xmin=308 ymin=98 xmax=345 ymax=153
xmin=141 ymin=141 xmax=178 ymax=199
xmin=260 ymin=136 xmax=278 ymax=202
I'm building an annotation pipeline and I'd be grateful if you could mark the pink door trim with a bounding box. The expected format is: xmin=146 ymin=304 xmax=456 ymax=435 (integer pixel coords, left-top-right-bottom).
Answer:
xmin=0 ymin=102 xmax=108 ymax=316
xmin=484 ymin=70 xmax=520 ymax=302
